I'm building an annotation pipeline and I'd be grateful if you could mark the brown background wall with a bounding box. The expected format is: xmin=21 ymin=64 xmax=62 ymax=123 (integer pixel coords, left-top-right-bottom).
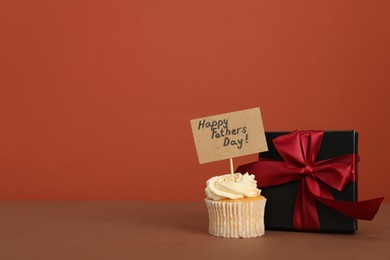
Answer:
xmin=1 ymin=0 xmax=389 ymax=202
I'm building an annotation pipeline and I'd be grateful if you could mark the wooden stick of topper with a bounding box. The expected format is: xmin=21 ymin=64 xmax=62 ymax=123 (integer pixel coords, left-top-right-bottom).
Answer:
xmin=230 ymin=158 xmax=234 ymax=181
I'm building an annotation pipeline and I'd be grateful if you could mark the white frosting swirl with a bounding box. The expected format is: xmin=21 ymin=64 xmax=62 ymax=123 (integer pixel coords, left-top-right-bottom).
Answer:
xmin=205 ymin=172 xmax=261 ymax=200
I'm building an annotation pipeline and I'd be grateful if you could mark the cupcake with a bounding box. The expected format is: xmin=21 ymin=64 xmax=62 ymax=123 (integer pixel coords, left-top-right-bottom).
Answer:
xmin=205 ymin=172 xmax=266 ymax=238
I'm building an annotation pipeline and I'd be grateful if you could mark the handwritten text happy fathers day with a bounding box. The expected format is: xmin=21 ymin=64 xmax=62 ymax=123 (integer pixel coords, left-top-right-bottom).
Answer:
xmin=190 ymin=107 xmax=268 ymax=164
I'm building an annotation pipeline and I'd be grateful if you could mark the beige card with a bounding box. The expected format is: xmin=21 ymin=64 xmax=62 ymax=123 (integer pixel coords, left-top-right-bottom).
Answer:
xmin=190 ymin=107 xmax=268 ymax=164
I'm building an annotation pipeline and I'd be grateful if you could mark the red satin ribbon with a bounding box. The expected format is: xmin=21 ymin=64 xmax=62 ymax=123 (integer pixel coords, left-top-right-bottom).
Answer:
xmin=237 ymin=130 xmax=383 ymax=231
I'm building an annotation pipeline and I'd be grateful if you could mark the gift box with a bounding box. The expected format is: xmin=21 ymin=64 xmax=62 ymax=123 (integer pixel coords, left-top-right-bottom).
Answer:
xmin=237 ymin=130 xmax=383 ymax=233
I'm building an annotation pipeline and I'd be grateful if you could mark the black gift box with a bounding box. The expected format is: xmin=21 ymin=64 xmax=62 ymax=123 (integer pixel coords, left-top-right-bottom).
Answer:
xmin=260 ymin=131 xmax=358 ymax=233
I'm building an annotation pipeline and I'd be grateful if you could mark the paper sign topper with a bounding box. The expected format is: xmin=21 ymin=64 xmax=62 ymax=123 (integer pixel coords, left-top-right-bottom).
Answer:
xmin=190 ymin=107 xmax=268 ymax=164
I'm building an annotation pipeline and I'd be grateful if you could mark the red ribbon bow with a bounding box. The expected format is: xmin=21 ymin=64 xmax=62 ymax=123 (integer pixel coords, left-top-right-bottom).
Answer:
xmin=237 ymin=130 xmax=383 ymax=230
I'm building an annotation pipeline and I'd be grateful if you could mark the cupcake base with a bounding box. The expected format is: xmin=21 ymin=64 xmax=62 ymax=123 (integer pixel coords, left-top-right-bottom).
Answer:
xmin=205 ymin=196 xmax=266 ymax=238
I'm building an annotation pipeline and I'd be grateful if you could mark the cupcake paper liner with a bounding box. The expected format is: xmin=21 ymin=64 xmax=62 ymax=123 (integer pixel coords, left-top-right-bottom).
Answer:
xmin=205 ymin=197 xmax=266 ymax=238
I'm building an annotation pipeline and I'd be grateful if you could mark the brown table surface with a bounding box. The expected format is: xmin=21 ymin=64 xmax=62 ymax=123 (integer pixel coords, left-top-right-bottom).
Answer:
xmin=0 ymin=202 xmax=389 ymax=260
